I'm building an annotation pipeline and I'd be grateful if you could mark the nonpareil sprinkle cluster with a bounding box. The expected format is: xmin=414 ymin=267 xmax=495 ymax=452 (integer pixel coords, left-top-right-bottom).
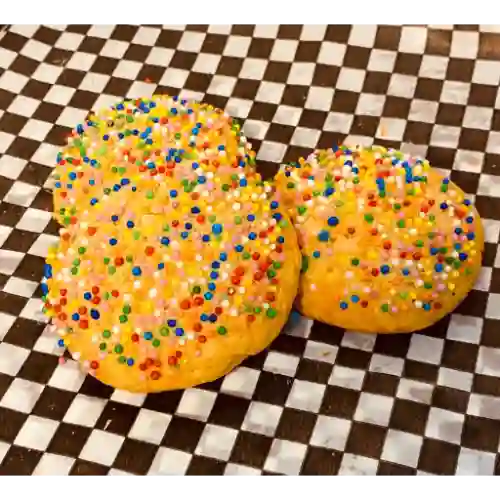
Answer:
xmin=51 ymin=95 xmax=255 ymax=226
xmin=276 ymin=145 xmax=480 ymax=315
xmin=43 ymin=95 xmax=289 ymax=383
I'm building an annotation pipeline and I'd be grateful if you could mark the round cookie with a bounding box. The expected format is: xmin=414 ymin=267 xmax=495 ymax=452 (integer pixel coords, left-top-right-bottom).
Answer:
xmin=51 ymin=95 xmax=255 ymax=227
xmin=42 ymin=167 xmax=300 ymax=393
xmin=274 ymin=145 xmax=484 ymax=334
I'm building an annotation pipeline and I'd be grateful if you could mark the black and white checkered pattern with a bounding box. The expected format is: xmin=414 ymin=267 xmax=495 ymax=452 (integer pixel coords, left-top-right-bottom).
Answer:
xmin=0 ymin=24 xmax=500 ymax=475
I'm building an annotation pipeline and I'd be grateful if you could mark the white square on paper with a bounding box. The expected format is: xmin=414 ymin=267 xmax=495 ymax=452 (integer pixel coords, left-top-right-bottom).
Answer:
xmin=176 ymin=388 xmax=217 ymax=422
xmin=270 ymin=39 xmax=299 ymax=62
xmin=425 ymin=407 xmax=465 ymax=444
xmin=148 ymin=447 xmax=191 ymax=475
xmin=381 ymin=430 xmax=423 ymax=468
xmin=4 ymin=181 xmax=40 ymax=207
xmin=354 ymin=393 xmax=394 ymax=426
xmin=264 ymin=351 xmax=300 ymax=377
xmin=220 ymin=366 xmax=260 ymax=399
xmin=264 ymin=439 xmax=308 ymax=475
xmin=128 ymin=409 xmax=172 ymax=445
xmin=0 ymin=378 xmax=44 ymax=413
xmin=14 ymin=415 xmax=59 ymax=451
xmin=63 ymin=394 xmax=107 ymax=427
xmin=241 ymin=401 xmax=283 ymax=437
xmin=79 ymin=429 xmax=125 ymax=466
xmin=310 ymin=415 xmax=352 ymax=451
xmin=336 ymin=67 xmax=365 ymax=93
xmin=407 ymin=334 xmax=444 ymax=364
xmin=286 ymin=379 xmax=326 ymax=413
xmin=195 ymin=424 xmax=238 ymax=461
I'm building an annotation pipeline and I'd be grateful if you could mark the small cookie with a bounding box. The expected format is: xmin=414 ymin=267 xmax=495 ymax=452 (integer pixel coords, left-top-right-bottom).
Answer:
xmin=274 ymin=145 xmax=483 ymax=334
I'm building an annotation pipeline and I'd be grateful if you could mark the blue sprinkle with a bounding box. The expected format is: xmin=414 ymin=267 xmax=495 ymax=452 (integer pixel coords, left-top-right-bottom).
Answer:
xmin=191 ymin=206 xmax=200 ymax=214
xmin=127 ymin=358 xmax=134 ymax=366
xmin=90 ymin=309 xmax=100 ymax=320
xmin=351 ymin=295 xmax=360 ymax=303
xmin=90 ymin=198 xmax=98 ymax=206
xmin=466 ymin=216 xmax=474 ymax=223
xmin=144 ymin=332 xmax=153 ymax=340
xmin=208 ymin=283 xmax=216 ymax=291
xmin=423 ymin=303 xmax=431 ymax=311
xmin=185 ymin=223 xmax=192 ymax=230
xmin=58 ymin=339 xmax=65 ymax=347
xmin=380 ymin=265 xmax=390 ymax=274
xmin=170 ymin=190 xmax=178 ymax=198
xmin=212 ymin=224 xmax=223 ymax=235
xmin=327 ymin=217 xmax=339 ymax=227
xmin=402 ymin=268 xmax=410 ymax=276
xmin=212 ymin=261 xmax=220 ymax=269
xmin=248 ymin=232 xmax=257 ymax=240
xmin=198 ymin=176 xmax=207 ymax=184
xmin=454 ymin=228 xmax=462 ymax=235
xmin=109 ymin=238 xmax=118 ymax=246
xmin=270 ymin=201 xmax=278 ymax=210
xmin=41 ymin=283 xmax=49 ymax=295
xmin=318 ymin=230 xmax=330 ymax=242
xmin=167 ymin=319 xmax=176 ymax=327
xmin=324 ymin=187 xmax=335 ymax=197
xmin=459 ymin=253 xmax=468 ymax=261
xmin=467 ymin=232 xmax=475 ymax=240
xmin=202 ymin=235 xmax=211 ymax=242
xmin=277 ymin=236 xmax=285 ymax=244
xmin=440 ymin=202 xmax=448 ymax=210
xmin=72 ymin=313 xmax=80 ymax=321
xmin=247 ymin=214 xmax=256 ymax=221
xmin=158 ymin=263 xmax=165 ymax=270
xmin=43 ymin=264 xmax=52 ymax=279
xmin=435 ymin=263 xmax=444 ymax=272
xmin=200 ymin=313 xmax=209 ymax=322
xmin=209 ymin=314 xmax=218 ymax=323
xmin=235 ymin=244 xmax=244 ymax=252
xmin=161 ymin=237 xmax=170 ymax=246
xmin=175 ymin=328 xmax=184 ymax=337
xmin=83 ymin=292 xmax=92 ymax=300
xmin=210 ymin=271 xmax=219 ymax=280
xmin=219 ymin=252 xmax=228 ymax=261
xmin=111 ymin=215 xmax=119 ymax=222
xmin=313 ymin=251 xmax=321 ymax=258
xmin=180 ymin=231 xmax=189 ymax=239
xmin=127 ymin=220 xmax=135 ymax=229
xmin=340 ymin=302 xmax=348 ymax=310
xmin=69 ymin=172 xmax=77 ymax=180
xmin=204 ymin=292 xmax=213 ymax=300
xmin=132 ymin=266 xmax=142 ymax=276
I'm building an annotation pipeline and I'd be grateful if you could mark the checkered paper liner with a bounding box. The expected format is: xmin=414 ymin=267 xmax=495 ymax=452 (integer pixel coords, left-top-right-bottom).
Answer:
xmin=0 ymin=24 xmax=500 ymax=476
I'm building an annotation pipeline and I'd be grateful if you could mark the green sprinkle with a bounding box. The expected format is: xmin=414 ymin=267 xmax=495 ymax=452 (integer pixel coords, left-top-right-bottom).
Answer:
xmin=217 ymin=326 xmax=227 ymax=335
xmin=301 ymin=255 xmax=309 ymax=273
xmin=381 ymin=303 xmax=389 ymax=313
xmin=351 ymin=258 xmax=360 ymax=266
xmin=99 ymin=342 xmax=107 ymax=351
xmin=102 ymin=330 xmax=111 ymax=338
xmin=364 ymin=214 xmax=374 ymax=223
xmin=119 ymin=315 xmax=128 ymax=323
xmin=152 ymin=339 xmax=161 ymax=348
xmin=266 ymin=308 xmax=278 ymax=319
xmin=160 ymin=327 xmax=169 ymax=336
xmin=114 ymin=344 xmax=124 ymax=354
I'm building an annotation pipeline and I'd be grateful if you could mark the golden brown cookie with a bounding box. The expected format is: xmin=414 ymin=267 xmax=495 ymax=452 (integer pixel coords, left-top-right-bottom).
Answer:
xmin=274 ymin=145 xmax=483 ymax=334
xmin=51 ymin=95 xmax=255 ymax=227
xmin=43 ymin=171 xmax=300 ymax=392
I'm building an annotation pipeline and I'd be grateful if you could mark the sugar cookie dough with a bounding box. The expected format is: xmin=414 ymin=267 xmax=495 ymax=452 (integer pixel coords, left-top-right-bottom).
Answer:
xmin=274 ymin=145 xmax=483 ymax=334
xmin=51 ymin=95 xmax=255 ymax=227
xmin=43 ymin=98 xmax=300 ymax=393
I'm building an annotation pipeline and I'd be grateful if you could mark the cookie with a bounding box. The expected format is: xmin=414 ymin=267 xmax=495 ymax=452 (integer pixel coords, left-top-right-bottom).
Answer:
xmin=274 ymin=145 xmax=483 ymax=334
